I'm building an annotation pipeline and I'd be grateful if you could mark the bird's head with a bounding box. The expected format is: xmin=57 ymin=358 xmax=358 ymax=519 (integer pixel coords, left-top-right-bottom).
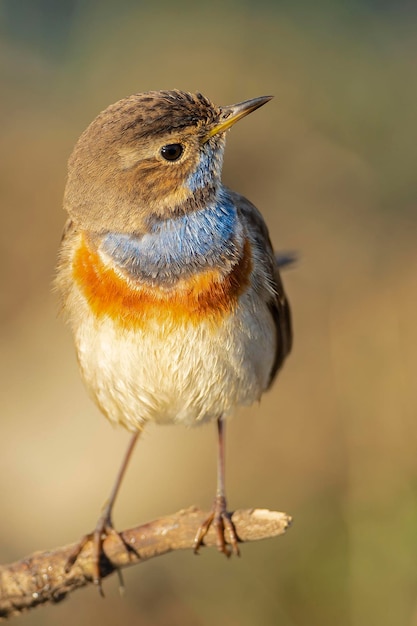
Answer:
xmin=64 ymin=90 xmax=272 ymax=233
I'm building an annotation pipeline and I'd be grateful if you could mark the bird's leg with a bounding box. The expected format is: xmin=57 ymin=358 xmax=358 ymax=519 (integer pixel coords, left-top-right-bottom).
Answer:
xmin=65 ymin=432 xmax=140 ymax=595
xmin=193 ymin=417 xmax=240 ymax=556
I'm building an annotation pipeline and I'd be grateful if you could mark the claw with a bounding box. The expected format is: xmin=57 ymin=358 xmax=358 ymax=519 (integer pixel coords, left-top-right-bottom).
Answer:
xmin=65 ymin=515 xmax=132 ymax=595
xmin=193 ymin=495 xmax=240 ymax=556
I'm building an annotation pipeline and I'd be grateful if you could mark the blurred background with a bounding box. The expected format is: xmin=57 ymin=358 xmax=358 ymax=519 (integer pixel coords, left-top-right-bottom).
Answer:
xmin=0 ymin=1 xmax=416 ymax=624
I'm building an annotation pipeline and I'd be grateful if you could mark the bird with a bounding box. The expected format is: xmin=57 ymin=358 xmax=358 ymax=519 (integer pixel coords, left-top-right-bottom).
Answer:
xmin=56 ymin=89 xmax=292 ymax=592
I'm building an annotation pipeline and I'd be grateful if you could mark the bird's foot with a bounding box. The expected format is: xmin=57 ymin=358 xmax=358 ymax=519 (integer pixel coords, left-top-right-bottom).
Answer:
xmin=193 ymin=495 xmax=240 ymax=557
xmin=65 ymin=513 xmax=132 ymax=596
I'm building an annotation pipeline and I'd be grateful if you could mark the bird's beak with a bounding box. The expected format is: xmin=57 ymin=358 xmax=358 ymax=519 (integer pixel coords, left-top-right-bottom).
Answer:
xmin=204 ymin=95 xmax=273 ymax=142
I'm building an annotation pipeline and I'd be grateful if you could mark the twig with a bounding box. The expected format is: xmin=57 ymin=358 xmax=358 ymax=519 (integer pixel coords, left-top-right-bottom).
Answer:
xmin=0 ymin=506 xmax=291 ymax=620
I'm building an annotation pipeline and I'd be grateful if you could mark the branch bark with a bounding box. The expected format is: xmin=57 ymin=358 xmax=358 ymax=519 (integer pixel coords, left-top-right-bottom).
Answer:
xmin=0 ymin=506 xmax=291 ymax=620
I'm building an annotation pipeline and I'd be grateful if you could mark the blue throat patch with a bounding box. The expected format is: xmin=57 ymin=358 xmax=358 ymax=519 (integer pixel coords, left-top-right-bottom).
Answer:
xmin=100 ymin=188 xmax=243 ymax=285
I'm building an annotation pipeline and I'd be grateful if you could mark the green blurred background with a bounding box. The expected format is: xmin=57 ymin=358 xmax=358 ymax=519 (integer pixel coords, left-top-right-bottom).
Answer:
xmin=1 ymin=1 xmax=416 ymax=624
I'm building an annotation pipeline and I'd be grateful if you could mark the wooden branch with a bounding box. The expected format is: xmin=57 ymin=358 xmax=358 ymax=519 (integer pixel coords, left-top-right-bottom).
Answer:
xmin=0 ymin=506 xmax=291 ymax=620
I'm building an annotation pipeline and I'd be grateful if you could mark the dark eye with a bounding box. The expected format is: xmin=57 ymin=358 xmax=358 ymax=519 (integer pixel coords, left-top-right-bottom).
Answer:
xmin=160 ymin=143 xmax=183 ymax=161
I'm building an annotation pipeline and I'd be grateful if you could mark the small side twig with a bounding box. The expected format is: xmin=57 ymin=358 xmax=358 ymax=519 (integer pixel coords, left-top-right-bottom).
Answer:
xmin=0 ymin=506 xmax=291 ymax=620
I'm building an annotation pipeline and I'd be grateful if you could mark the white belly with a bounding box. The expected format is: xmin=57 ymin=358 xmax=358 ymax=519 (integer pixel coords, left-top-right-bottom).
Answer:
xmin=74 ymin=292 xmax=276 ymax=431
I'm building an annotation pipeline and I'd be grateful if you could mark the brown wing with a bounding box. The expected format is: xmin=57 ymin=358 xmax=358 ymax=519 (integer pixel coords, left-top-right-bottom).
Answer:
xmin=266 ymin=261 xmax=293 ymax=387
xmin=229 ymin=189 xmax=293 ymax=388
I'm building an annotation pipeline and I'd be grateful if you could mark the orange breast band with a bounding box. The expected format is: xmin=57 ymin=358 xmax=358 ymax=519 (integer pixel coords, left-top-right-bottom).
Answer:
xmin=72 ymin=236 xmax=252 ymax=330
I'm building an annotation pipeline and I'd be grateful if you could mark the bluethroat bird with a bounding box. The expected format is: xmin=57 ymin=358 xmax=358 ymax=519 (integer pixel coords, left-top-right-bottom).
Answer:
xmin=56 ymin=90 xmax=292 ymax=591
